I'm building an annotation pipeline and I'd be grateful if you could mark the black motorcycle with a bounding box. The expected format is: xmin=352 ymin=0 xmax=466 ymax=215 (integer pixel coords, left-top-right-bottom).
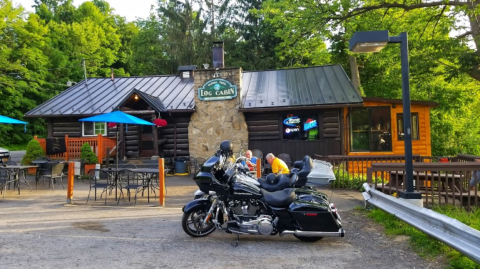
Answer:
xmin=181 ymin=141 xmax=344 ymax=242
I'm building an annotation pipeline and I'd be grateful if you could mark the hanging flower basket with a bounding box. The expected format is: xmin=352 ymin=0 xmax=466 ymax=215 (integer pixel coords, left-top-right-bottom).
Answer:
xmin=153 ymin=118 xmax=167 ymax=127
xmin=108 ymin=122 xmax=117 ymax=128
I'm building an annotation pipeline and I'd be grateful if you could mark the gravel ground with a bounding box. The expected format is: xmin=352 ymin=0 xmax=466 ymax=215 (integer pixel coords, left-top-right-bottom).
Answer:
xmin=0 ymin=175 xmax=448 ymax=268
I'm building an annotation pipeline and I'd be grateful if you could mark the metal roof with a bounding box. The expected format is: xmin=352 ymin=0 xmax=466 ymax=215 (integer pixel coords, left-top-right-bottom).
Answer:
xmin=25 ymin=65 xmax=363 ymax=118
xmin=240 ymin=65 xmax=363 ymax=111
xmin=25 ymin=76 xmax=194 ymax=117
xmin=115 ymin=88 xmax=167 ymax=112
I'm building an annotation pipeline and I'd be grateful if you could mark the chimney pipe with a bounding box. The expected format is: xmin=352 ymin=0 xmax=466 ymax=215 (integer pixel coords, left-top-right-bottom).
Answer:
xmin=213 ymin=41 xmax=224 ymax=68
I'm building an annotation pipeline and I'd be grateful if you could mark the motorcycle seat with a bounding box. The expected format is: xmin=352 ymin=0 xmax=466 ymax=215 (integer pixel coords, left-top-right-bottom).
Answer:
xmin=258 ymin=173 xmax=297 ymax=192
xmin=260 ymin=188 xmax=296 ymax=207
xmin=294 ymin=155 xmax=313 ymax=187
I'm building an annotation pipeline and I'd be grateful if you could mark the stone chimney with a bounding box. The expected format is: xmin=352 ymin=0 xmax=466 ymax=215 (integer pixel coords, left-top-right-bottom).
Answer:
xmin=213 ymin=41 xmax=224 ymax=68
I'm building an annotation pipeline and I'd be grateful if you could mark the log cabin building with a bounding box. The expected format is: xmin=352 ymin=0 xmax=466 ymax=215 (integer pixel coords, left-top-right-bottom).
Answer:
xmin=25 ymin=62 xmax=436 ymax=162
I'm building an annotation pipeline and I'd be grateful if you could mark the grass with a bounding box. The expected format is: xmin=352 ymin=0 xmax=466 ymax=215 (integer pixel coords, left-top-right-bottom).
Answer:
xmin=365 ymin=206 xmax=480 ymax=268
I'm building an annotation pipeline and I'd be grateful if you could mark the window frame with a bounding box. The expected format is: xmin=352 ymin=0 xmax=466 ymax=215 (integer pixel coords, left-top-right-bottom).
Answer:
xmin=396 ymin=112 xmax=420 ymax=141
xmin=82 ymin=122 xmax=107 ymax=137
xmin=349 ymin=106 xmax=392 ymax=152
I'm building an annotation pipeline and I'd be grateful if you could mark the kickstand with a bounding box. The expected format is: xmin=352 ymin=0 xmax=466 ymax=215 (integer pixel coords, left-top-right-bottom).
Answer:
xmin=230 ymin=234 xmax=240 ymax=247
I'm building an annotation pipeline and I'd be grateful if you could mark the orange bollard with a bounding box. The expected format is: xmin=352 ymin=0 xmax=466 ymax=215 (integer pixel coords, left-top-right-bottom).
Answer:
xmin=66 ymin=162 xmax=74 ymax=204
xmin=158 ymin=158 xmax=165 ymax=206
xmin=256 ymin=159 xmax=262 ymax=178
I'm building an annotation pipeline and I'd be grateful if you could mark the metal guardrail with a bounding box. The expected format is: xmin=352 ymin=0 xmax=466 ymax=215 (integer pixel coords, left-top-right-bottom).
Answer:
xmin=362 ymin=183 xmax=480 ymax=264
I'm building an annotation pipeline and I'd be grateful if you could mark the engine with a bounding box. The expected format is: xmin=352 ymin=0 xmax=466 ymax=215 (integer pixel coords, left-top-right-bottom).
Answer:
xmin=227 ymin=199 xmax=276 ymax=235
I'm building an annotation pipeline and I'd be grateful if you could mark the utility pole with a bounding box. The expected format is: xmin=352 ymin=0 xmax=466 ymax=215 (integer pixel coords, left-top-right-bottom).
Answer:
xmin=83 ymin=58 xmax=88 ymax=86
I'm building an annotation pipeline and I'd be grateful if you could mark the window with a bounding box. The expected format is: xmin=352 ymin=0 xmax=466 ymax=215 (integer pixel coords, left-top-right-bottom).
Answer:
xmin=350 ymin=107 xmax=392 ymax=152
xmin=282 ymin=114 xmax=319 ymax=141
xmin=397 ymin=113 xmax=419 ymax=141
xmin=82 ymin=122 xmax=107 ymax=136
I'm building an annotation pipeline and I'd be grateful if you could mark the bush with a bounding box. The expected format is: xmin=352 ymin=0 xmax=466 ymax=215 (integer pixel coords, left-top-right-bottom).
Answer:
xmin=80 ymin=143 xmax=98 ymax=164
xmin=21 ymin=139 xmax=46 ymax=165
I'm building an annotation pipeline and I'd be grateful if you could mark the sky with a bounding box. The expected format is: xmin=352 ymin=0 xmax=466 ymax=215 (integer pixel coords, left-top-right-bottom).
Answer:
xmin=13 ymin=0 xmax=159 ymax=22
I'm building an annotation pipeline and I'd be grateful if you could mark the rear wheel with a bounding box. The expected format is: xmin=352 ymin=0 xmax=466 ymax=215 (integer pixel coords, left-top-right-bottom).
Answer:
xmin=293 ymin=235 xmax=323 ymax=242
xmin=182 ymin=207 xmax=216 ymax=237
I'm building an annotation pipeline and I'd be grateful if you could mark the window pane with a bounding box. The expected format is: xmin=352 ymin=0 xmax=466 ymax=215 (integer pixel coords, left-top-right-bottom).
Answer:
xmin=84 ymin=122 xmax=94 ymax=136
xmin=397 ymin=113 xmax=419 ymax=141
xmin=350 ymin=108 xmax=369 ymax=151
xmin=282 ymin=114 xmax=318 ymax=141
xmin=94 ymin=122 xmax=105 ymax=135
xmin=350 ymin=107 xmax=392 ymax=152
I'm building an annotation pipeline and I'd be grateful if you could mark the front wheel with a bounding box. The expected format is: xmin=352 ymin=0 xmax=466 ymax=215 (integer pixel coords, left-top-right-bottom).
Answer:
xmin=293 ymin=235 xmax=323 ymax=242
xmin=182 ymin=207 xmax=216 ymax=237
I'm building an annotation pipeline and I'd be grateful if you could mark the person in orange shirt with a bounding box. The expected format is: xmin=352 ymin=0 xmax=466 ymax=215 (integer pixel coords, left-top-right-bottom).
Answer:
xmin=266 ymin=153 xmax=290 ymax=174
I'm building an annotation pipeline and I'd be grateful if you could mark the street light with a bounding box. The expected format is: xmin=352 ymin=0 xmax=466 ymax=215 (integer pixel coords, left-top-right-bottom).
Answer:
xmin=349 ymin=30 xmax=421 ymax=201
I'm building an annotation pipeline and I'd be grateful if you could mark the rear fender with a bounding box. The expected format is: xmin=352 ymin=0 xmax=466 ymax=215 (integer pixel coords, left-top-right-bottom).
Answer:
xmin=182 ymin=198 xmax=212 ymax=213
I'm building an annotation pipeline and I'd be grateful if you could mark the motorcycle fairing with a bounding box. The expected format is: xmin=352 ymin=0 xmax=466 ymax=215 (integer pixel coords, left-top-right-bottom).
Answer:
xmin=182 ymin=198 xmax=212 ymax=213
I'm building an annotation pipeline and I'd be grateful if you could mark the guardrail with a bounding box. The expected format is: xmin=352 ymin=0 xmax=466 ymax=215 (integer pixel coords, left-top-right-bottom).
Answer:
xmin=362 ymin=183 xmax=480 ymax=264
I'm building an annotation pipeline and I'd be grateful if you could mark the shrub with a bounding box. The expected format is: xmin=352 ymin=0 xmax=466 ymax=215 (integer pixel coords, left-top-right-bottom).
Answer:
xmin=21 ymin=139 xmax=46 ymax=165
xmin=80 ymin=143 xmax=98 ymax=164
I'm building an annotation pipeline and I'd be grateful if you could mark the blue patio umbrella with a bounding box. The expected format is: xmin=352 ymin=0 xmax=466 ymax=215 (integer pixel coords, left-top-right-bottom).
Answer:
xmin=79 ymin=111 xmax=155 ymax=170
xmin=78 ymin=111 xmax=154 ymax=126
xmin=0 ymin=115 xmax=28 ymax=132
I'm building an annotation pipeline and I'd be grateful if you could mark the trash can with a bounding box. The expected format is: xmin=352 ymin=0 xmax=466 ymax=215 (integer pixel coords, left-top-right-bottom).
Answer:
xmin=174 ymin=157 xmax=188 ymax=174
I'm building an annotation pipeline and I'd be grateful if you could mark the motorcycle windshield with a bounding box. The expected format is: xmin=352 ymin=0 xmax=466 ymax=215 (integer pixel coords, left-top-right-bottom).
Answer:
xmin=200 ymin=155 xmax=220 ymax=173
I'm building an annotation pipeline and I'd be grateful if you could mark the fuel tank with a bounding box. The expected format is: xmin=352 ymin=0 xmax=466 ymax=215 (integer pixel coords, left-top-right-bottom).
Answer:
xmin=232 ymin=175 xmax=262 ymax=199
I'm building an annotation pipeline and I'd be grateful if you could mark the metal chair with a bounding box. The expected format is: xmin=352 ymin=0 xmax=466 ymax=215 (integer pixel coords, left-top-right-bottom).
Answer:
xmin=117 ymin=169 xmax=146 ymax=205
xmin=86 ymin=169 xmax=115 ymax=205
xmin=252 ymin=149 xmax=263 ymax=160
xmin=0 ymin=167 xmax=16 ymax=197
xmin=278 ymin=153 xmax=293 ymax=168
xmin=41 ymin=162 xmax=65 ymax=190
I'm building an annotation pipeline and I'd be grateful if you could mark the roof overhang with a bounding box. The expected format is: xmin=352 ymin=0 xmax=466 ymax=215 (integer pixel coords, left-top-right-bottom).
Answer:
xmin=362 ymin=97 xmax=437 ymax=107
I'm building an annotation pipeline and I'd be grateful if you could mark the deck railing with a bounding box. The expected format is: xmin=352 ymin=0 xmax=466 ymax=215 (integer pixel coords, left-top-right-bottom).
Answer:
xmin=314 ymin=154 xmax=422 ymax=188
xmin=367 ymin=162 xmax=480 ymax=210
xmin=34 ymin=134 xmax=116 ymax=164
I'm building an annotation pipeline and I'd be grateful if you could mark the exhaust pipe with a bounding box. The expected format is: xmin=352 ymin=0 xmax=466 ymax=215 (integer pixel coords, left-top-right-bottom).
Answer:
xmin=280 ymin=228 xmax=345 ymax=237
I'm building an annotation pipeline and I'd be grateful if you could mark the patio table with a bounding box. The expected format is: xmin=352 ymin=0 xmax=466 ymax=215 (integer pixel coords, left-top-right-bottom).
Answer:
xmin=2 ymin=165 xmax=37 ymax=191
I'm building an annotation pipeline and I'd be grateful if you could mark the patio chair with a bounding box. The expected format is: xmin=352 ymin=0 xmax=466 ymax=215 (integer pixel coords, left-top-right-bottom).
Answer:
xmin=117 ymin=169 xmax=146 ymax=205
xmin=41 ymin=162 xmax=65 ymax=190
xmin=86 ymin=169 xmax=115 ymax=205
xmin=278 ymin=153 xmax=293 ymax=168
xmin=0 ymin=167 xmax=17 ymax=197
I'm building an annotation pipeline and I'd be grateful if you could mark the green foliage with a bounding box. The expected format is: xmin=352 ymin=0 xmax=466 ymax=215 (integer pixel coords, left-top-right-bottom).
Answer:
xmin=80 ymin=142 xmax=98 ymax=164
xmin=21 ymin=139 xmax=46 ymax=165
xmin=366 ymin=206 xmax=480 ymax=268
xmin=331 ymin=168 xmax=366 ymax=191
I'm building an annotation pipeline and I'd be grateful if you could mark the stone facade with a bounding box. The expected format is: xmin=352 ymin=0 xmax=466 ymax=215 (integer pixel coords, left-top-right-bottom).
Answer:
xmin=188 ymin=68 xmax=249 ymax=159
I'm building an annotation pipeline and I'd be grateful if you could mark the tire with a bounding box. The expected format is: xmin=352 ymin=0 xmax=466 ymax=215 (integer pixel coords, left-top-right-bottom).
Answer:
xmin=182 ymin=206 xmax=216 ymax=237
xmin=293 ymin=235 xmax=323 ymax=242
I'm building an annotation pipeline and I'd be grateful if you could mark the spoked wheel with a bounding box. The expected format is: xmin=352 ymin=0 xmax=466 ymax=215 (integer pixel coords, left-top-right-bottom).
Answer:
xmin=182 ymin=207 xmax=216 ymax=237
xmin=293 ymin=235 xmax=323 ymax=242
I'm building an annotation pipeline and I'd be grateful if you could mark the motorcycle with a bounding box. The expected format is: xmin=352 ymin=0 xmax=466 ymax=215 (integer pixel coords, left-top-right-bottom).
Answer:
xmin=194 ymin=154 xmax=329 ymax=201
xmin=181 ymin=141 xmax=344 ymax=243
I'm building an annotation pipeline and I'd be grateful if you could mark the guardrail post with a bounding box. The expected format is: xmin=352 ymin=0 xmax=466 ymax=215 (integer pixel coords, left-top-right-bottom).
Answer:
xmin=66 ymin=162 xmax=74 ymax=204
xmin=159 ymin=158 xmax=165 ymax=206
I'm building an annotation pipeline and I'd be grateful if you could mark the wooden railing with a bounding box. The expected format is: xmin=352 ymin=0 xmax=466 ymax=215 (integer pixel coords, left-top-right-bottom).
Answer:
xmin=34 ymin=134 xmax=116 ymax=164
xmin=367 ymin=162 xmax=480 ymax=210
xmin=314 ymin=154 xmax=422 ymax=186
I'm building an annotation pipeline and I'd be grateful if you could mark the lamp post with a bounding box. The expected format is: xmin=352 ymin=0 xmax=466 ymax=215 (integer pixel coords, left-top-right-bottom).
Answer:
xmin=349 ymin=30 xmax=421 ymax=200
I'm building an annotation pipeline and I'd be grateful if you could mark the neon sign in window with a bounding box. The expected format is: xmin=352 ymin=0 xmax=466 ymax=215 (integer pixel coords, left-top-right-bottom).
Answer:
xmin=283 ymin=115 xmax=319 ymax=140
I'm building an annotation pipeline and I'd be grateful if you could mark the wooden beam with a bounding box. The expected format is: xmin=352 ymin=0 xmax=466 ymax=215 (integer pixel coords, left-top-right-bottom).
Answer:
xmin=122 ymin=110 xmax=156 ymax=115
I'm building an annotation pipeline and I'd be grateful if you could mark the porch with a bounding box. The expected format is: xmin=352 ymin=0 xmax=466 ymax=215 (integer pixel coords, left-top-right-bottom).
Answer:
xmin=315 ymin=154 xmax=480 ymax=210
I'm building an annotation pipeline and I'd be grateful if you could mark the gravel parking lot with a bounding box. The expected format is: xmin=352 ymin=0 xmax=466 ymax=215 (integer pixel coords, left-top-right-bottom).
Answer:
xmin=0 ymin=175 xmax=445 ymax=268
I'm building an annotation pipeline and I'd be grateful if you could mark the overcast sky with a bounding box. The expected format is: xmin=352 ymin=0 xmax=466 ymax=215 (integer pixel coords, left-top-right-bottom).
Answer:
xmin=12 ymin=0 xmax=159 ymax=22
